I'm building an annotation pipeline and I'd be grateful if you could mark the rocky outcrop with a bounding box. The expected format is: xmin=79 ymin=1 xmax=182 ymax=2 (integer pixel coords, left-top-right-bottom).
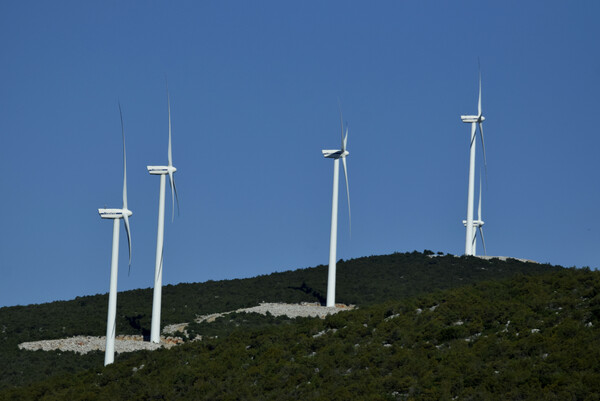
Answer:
xmin=18 ymin=335 xmax=183 ymax=355
xmin=19 ymin=303 xmax=354 ymax=353
xmin=163 ymin=302 xmax=355 ymax=335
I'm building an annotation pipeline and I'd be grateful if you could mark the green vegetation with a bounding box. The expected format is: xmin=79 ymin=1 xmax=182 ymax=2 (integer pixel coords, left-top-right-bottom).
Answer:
xmin=0 ymin=251 xmax=566 ymax=396
xmin=2 ymin=266 xmax=599 ymax=400
xmin=183 ymin=312 xmax=308 ymax=341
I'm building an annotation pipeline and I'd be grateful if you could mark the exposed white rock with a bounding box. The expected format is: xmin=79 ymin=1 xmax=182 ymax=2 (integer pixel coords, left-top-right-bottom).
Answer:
xmin=18 ymin=335 xmax=182 ymax=355
xmin=427 ymin=254 xmax=538 ymax=263
xmin=19 ymin=302 xmax=354 ymax=355
xmin=464 ymin=332 xmax=481 ymax=342
xmin=164 ymin=302 xmax=354 ymax=335
xmin=240 ymin=302 xmax=353 ymax=318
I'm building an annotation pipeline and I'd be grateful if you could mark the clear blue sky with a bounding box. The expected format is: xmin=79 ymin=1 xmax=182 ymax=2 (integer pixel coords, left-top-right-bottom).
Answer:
xmin=1 ymin=1 xmax=599 ymax=307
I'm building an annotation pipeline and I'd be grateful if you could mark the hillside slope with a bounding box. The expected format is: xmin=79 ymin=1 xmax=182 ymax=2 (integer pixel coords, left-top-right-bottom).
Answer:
xmin=0 ymin=251 xmax=560 ymax=390
xmin=3 ymin=267 xmax=599 ymax=400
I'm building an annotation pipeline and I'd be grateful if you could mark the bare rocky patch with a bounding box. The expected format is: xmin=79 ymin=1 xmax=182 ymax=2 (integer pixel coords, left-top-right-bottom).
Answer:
xmin=18 ymin=335 xmax=183 ymax=355
xmin=163 ymin=302 xmax=354 ymax=335
xmin=19 ymin=302 xmax=354 ymax=354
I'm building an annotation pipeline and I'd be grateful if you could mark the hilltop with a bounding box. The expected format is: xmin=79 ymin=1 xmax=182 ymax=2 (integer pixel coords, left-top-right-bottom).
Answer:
xmin=0 ymin=251 xmax=565 ymax=395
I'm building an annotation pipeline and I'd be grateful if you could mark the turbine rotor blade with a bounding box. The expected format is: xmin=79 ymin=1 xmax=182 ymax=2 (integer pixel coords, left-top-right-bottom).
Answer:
xmin=478 ymin=174 xmax=482 ymax=221
xmin=173 ymin=179 xmax=180 ymax=217
xmin=342 ymin=156 xmax=351 ymax=236
xmin=119 ymin=103 xmax=128 ymax=210
xmin=478 ymin=122 xmax=488 ymax=182
xmin=159 ymin=242 xmax=164 ymax=277
xmin=159 ymin=244 xmax=165 ymax=274
xmin=168 ymin=171 xmax=180 ymax=221
xmin=338 ymin=101 xmax=344 ymax=150
xmin=164 ymin=80 xmax=179 ymax=221
xmin=119 ymin=103 xmax=132 ymax=272
xmin=479 ymin=226 xmax=487 ymax=256
xmin=123 ymin=214 xmax=132 ymax=272
xmin=477 ymin=64 xmax=482 ymax=118
xmin=167 ymin=83 xmax=173 ymax=167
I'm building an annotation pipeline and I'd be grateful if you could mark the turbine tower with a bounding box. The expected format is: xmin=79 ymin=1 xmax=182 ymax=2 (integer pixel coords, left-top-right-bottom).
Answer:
xmin=460 ymin=62 xmax=487 ymax=256
xmin=322 ymin=110 xmax=350 ymax=308
xmin=463 ymin=176 xmax=486 ymax=255
xmin=147 ymin=86 xmax=179 ymax=344
xmin=98 ymin=104 xmax=132 ymax=366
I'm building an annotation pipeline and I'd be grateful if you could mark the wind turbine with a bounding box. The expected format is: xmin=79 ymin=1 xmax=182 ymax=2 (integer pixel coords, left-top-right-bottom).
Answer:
xmin=147 ymin=85 xmax=179 ymax=344
xmin=463 ymin=175 xmax=486 ymax=255
xmin=460 ymin=62 xmax=487 ymax=256
xmin=97 ymin=104 xmax=132 ymax=366
xmin=322 ymin=109 xmax=350 ymax=308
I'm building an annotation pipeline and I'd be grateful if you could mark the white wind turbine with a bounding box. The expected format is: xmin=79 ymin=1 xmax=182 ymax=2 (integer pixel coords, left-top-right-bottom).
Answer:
xmin=460 ymin=62 xmax=487 ymax=256
xmin=147 ymin=86 xmax=179 ymax=344
xmin=322 ymin=110 xmax=351 ymax=308
xmin=98 ymin=104 xmax=132 ymax=366
xmin=463 ymin=176 xmax=486 ymax=255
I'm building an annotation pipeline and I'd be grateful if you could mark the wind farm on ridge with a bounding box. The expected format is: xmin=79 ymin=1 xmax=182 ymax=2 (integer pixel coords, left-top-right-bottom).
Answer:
xmin=3 ymin=1 xmax=599 ymax=313
xmin=95 ymin=63 xmax=496 ymax=365
xmin=3 ymin=4 xmax=600 ymax=398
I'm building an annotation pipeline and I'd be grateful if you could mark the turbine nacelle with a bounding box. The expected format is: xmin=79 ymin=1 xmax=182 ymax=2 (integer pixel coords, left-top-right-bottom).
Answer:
xmin=322 ymin=149 xmax=349 ymax=159
xmin=147 ymin=165 xmax=177 ymax=175
xmin=460 ymin=115 xmax=485 ymax=123
xmin=98 ymin=208 xmax=133 ymax=219
xmin=462 ymin=219 xmax=485 ymax=227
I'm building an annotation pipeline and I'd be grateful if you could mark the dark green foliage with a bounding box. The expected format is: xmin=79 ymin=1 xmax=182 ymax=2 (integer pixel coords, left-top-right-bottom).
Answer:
xmin=2 ymin=267 xmax=599 ymax=400
xmin=185 ymin=312 xmax=305 ymax=340
xmin=0 ymin=251 xmax=561 ymax=392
